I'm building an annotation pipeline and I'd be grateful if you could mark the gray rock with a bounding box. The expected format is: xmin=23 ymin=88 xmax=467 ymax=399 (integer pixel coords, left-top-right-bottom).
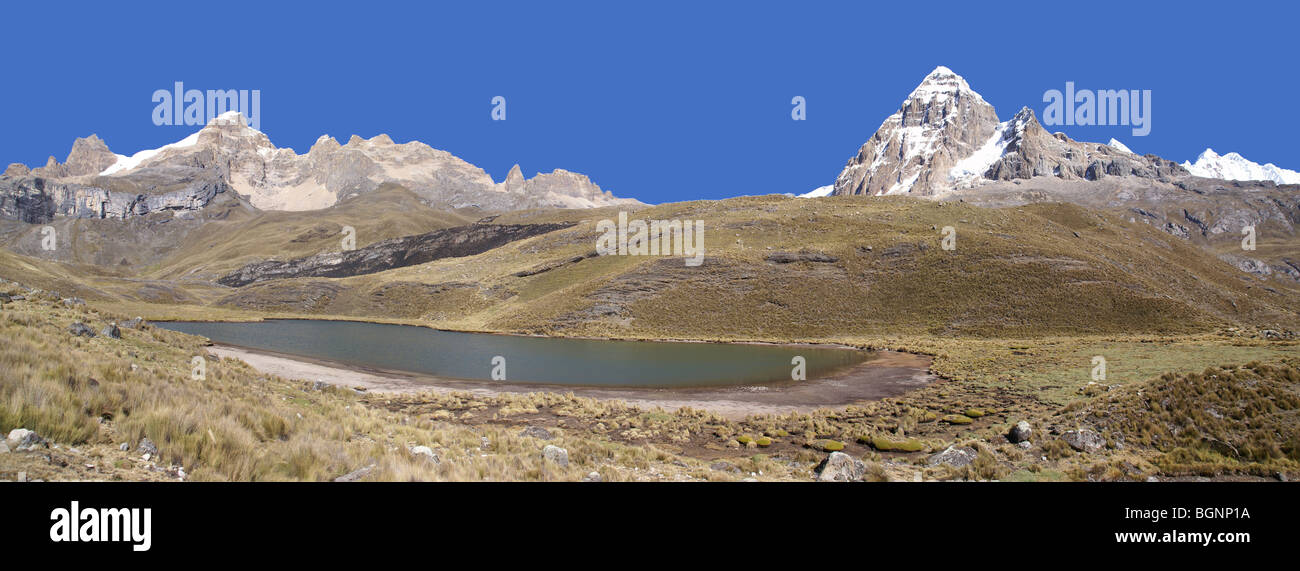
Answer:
xmin=121 ymin=317 xmax=144 ymax=329
xmin=1062 ymin=430 xmax=1105 ymax=453
xmin=7 ymin=428 xmax=46 ymax=452
xmin=581 ymin=471 xmax=602 ymax=482
xmin=709 ymin=461 xmax=739 ymax=473
xmin=137 ymin=437 xmax=158 ymax=456
xmin=0 ymin=441 xmax=9 ymax=454
xmin=815 ymin=451 xmax=866 ymax=482
xmin=1008 ymin=420 xmax=1033 ymax=443
xmin=334 ymin=464 xmax=376 ymax=482
xmin=67 ymin=322 xmax=96 ymax=337
xmin=311 ymin=380 xmax=327 ymax=391
xmin=100 ymin=322 xmax=121 ymax=339
xmin=119 ymin=442 xmax=129 ymax=452
xmin=216 ymin=222 xmax=575 ymax=287
xmin=17 ymin=471 xmax=27 ymax=482
xmin=519 ymin=426 xmax=553 ymax=440
xmin=927 ymin=445 xmax=977 ymax=468
xmin=409 ymin=445 xmax=440 ymax=464
xmin=542 ymin=445 xmax=569 ymax=467
xmin=480 ymin=436 xmax=491 ymax=449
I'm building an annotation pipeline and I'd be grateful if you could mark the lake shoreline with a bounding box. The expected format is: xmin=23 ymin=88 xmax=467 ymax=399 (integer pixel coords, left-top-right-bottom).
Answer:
xmin=209 ymin=343 xmax=938 ymax=419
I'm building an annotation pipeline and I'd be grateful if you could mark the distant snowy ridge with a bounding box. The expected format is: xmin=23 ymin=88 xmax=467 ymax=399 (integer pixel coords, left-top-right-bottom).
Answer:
xmin=798 ymin=185 xmax=834 ymax=198
xmin=1182 ymin=148 xmax=1300 ymax=185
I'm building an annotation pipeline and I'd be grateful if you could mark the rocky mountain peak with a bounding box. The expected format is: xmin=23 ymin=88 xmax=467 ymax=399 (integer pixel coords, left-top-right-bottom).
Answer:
xmin=834 ymin=66 xmax=1000 ymax=196
xmin=832 ymin=69 xmax=1192 ymax=197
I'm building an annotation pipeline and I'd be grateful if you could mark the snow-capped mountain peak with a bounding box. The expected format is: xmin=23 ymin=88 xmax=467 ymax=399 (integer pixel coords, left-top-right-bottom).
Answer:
xmin=834 ymin=66 xmax=1001 ymax=197
xmin=1182 ymin=148 xmax=1300 ymax=185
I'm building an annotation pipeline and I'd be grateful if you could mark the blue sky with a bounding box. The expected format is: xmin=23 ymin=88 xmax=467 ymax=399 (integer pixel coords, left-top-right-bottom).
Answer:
xmin=1 ymin=0 xmax=1294 ymax=204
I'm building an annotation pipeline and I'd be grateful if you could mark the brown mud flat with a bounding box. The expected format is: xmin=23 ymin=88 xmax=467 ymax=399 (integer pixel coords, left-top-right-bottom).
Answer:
xmin=208 ymin=344 xmax=937 ymax=419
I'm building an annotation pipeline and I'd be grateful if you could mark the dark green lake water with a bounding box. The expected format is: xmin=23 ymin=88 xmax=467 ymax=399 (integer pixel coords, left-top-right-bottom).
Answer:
xmin=155 ymin=319 xmax=871 ymax=388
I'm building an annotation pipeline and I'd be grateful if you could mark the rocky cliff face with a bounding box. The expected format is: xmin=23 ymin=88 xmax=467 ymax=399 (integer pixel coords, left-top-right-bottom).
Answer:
xmin=217 ymin=222 xmax=574 ymax=286
xmin=1 ymin=112 xmax=639 ymax=223
xmin=0 ymin=169 xmax=229 ymax=223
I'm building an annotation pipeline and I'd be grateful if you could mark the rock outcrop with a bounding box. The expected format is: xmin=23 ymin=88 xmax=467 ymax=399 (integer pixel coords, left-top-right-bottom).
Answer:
xmin=217 ymin=222 xmax=573 ymax=286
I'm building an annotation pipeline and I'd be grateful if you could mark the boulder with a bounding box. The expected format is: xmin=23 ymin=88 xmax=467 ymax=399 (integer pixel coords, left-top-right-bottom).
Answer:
xmin=1008 ymin=421 xmax=1033 ymax=443
xmin=581 ymin=471 xmax=602 ymax=482
xmin=1062 ymin=430 xmax=1105 ymax=453
xmin=7 ymin=428 xmax=46 ymax=452
xmin=542 ymin=445 xmax=569 ymax=467
xmin=101 ymin=322 xmax=121 ymax=339
xmin=815 ymin=451 xmax=866 ymax=481
xmin=409 ymin=445 xmax=440 ymax=464
xmin=137 ymin=437 xmax=159 ymax=456
xmin=67 ymin=322 xmax=96 ymax=337
xmin=519 ymin=425 xmax=553 ymax=440
xmin=121 ymin=317 xmax=145 ymax=329
xmin=334 ymin=464 xmax=376 ymax=482
xmin=927 ymin=445 xmax=977 ymax=468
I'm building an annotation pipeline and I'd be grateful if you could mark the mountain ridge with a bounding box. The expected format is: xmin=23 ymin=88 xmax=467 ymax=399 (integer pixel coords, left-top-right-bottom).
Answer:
xmin=1 ymin=111 xmax=639 ymax=221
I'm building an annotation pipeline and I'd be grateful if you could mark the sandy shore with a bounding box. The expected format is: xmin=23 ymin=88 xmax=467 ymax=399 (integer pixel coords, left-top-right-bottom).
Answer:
xmin=208 ymin=343 xmax=937 ymax=419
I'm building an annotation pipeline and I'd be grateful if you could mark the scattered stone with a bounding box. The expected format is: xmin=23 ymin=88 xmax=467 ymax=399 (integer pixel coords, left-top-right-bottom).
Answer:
xmin=927 ymin=445 xmax=977 ymax=468
xmin=311 ymin=380 xmax=327 ymax=391
xmin=815 ymin=451 xmax=866 ymax=482
xmin=67 ymin=322 xmax=96 ymax=337
xmin=119 ymin=443 xmax=129 ymax=451
xmin=100 ymin=323 xmax=121 ymax=339
xmin=519 ymin=426 xmax=553 ymax=440
xmin=542 ymin=445 xmax=569 ymax=467
xmin=1008 ymin=420 xmax=1033 ymax=443
xmin=61 ymin=297 xmax=85 ymax=308
xmin=581 ymin=471 xmax=602 ymax=482
xmin=334 ymin=464 xmax=376 ymax=482
xmin=1017 ymin=441 xmax=1032 ymax=450
xmin=480 ymin=436 xmax=491 ymax=449
xmin=7 ymin=428 xmax=46 ymax=452
xmin=121 ymin=317 xmax=145 ymax=329
xmin=1062 ymin=430 xmax=1105 ymax=453
xmin=1146 ymin=476 xmax=1160 ymax=483
xmin=1277 ymin=472 xmax=1289 ymax=483
xmin=137 ymin=437 xmax=159 ymax=456
xmin=709 ymin=461 xmax=738 ymax=473
xmin=18 ymin=471 xmax=27 ymax=482
xmin=409 ymin=445 xmax=440 ymax=464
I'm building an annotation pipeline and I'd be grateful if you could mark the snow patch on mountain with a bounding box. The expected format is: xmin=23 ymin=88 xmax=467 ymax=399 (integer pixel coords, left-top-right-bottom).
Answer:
xmin=949 ymin=120 xmax=1012 ymax=185
xmin=100 ymin=131 xmax=202 ymax=176
xmin=799 ymin=185 xmax=834 ymax=198
xmin=1182 ymin=149 xmax=1300 ymax=185
xmin=1108 ymin=138 xmax=1134 ymax=154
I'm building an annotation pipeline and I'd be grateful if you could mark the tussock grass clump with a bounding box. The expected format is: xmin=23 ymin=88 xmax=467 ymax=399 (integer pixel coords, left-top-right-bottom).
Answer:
xmin=1054 ymin=362 xmax=1300 ymax=476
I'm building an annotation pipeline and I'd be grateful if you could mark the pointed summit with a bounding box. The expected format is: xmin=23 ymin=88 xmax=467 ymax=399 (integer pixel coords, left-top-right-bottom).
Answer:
xmin=834 ymin=66 xmax=1000 ymax=196
xmin=905 ymin=66 xmax=984 ymax=104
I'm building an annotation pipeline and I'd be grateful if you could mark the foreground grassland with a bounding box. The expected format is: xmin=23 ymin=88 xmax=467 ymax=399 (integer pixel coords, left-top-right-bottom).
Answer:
xmin=2 ymin=290 xmax=1296 ymax=482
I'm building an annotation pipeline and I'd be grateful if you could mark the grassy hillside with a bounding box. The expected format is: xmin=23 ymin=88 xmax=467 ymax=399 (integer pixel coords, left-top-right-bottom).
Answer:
xmin=65 ymin=194 xmax=1292 ymax=339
